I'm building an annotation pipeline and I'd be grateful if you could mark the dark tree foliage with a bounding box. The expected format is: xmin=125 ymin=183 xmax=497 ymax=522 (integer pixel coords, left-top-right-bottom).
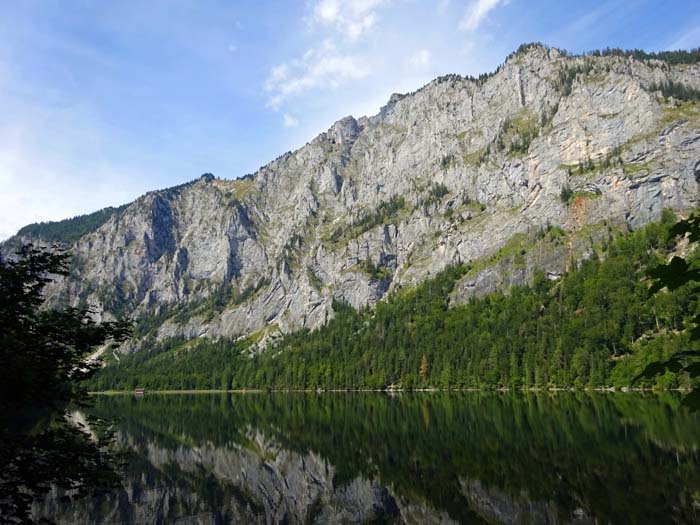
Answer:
xmin=555 ymin=62 xmax=595 ymax=96
xmin=560 ymin=185 xmax=573 ymax=204
xmin=510 ymin=43 xmax=700 ymax=66
xmin=638 ymin=213 xmax=700 ymax=409
xmin=16 ymin=205 xmax=127 ymax=245
xmin=0 ymin=245 xmax=131 ymax=522
xmin=647 ymin=80 xmax=700 ymax=101
xmin=90 ymin=210 xmax=700 ymax=394
xmin=355 ymin=196 xmax=406 ymax=231
xmin=588 ymin=47 xmax=700 ymax=65
xmin=328 ymin=196 xmax=406 ymax=243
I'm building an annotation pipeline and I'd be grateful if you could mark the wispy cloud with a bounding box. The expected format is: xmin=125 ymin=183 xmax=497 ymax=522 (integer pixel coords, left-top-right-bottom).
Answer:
xmin=309 ymin=0 xmax=391 ymax=41
xmin=264 ymin=40 xmax=370 ymax=110
xmin=460 ymin=0 xmax=509 ymax=31
xmin=545 ymin=1 xmax=620 ymax=46
xmin=264 ymin=1 xmax=394 ymax=114
xmin=283 ymin=113 xmax=299 ymax=128
xmin=668 ymin=22 xmax=700 ymax=50
xmin=408 ymin=49 xmax=432 ymax=68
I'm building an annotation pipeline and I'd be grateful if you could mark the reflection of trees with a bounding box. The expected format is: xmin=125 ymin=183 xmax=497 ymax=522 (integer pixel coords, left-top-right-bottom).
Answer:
xmin=82 ymin=392 xmax=700 ymax=524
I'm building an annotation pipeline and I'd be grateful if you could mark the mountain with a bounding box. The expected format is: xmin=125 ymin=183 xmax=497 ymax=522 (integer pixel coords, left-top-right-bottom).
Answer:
xmin=5 ymin=43 xmax=700 ymax=354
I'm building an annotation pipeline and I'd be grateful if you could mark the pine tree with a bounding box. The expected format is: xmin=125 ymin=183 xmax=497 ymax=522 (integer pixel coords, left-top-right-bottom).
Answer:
xmin=420 ymin=354 xmax=429 ymax=382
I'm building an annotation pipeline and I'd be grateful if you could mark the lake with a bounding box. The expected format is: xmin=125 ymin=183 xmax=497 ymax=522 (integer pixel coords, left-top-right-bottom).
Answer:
xmin=35 ymin=392 xmax=700 ymax=524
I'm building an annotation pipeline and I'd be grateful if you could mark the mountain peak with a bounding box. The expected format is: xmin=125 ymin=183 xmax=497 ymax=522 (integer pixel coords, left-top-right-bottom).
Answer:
xmin=328 ymin=116 xmax=361 ymax=145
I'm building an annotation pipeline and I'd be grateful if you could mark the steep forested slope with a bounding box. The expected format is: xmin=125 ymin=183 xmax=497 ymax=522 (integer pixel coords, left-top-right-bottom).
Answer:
xmin=89 ymin=209 xmax=700 ymax=390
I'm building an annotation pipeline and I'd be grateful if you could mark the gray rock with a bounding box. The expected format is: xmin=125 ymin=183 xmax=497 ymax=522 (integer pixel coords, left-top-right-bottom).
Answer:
xmin=7 ymin=45 xmax=700 ymax=351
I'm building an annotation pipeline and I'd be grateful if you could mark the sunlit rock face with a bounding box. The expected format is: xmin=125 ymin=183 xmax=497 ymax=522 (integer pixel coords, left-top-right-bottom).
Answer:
xmin=7 ymin=45 xmax=700 ymax=350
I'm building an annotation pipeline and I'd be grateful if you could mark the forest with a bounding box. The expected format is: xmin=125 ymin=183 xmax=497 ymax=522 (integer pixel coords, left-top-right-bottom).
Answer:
xmin=16 ymin=204 xmax=127 ymax=244
xmin=87 ymin=209 xmax=700 ymax=392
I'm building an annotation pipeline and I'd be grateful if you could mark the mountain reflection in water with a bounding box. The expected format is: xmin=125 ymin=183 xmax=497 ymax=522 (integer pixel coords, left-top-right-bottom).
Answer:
xmin=34 ymin=393 xmax=700 ymax=524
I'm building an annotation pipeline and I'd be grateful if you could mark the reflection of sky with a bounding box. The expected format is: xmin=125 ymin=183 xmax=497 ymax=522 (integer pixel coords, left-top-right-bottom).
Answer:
xmin=1 ymin=1 xmax=699 ymax=239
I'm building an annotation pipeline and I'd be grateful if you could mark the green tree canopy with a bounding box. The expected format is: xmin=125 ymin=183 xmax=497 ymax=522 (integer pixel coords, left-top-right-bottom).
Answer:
xmin=639 ymin=214 xmax=700 ymax=409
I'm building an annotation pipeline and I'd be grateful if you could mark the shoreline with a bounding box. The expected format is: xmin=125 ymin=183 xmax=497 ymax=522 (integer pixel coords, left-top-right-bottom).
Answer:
xmin=89 ymin=387 xmax=691 ymax=395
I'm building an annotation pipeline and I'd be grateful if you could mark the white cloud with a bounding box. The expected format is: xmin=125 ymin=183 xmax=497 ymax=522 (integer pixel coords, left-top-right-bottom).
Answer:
xmin=227 ymin=43 xmax=238 ymax=53
xmin=309 ymin=0 xmax=390 ymax=41
xmin=409 ymin=49 xmax=431 ymax=68
xmin=264 ymin=40 xmax=370 ymax=109
xmin=283 ymin=113 xmax=299 ymax=128
xmin=263 ymin=2 xmax=393 ymax=111
xmin=460 ymin=0 xmax=508 ymax=31
xmin=314 ymin=0 xmax=340 ymax=23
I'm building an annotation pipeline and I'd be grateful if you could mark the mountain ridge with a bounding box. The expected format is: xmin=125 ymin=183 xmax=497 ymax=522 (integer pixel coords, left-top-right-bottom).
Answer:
xmin=5 ymin=43 xmax=700 ymax=353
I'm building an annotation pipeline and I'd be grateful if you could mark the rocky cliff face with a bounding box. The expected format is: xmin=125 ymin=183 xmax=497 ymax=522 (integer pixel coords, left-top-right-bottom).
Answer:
xmin=7 ymin=45 xmax=700 ymax=350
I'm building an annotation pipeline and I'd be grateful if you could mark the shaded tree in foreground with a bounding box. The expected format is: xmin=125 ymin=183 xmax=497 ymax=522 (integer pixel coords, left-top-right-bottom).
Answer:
xmin=0 ymin=245 xmax=130 ymax=522
xmin=639 ymin=213 xmax=700 ymax=409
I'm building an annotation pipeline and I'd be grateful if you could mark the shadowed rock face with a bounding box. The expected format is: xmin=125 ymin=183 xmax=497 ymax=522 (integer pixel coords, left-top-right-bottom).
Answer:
xmin=6 ymin=45 xmax=700 ymax=349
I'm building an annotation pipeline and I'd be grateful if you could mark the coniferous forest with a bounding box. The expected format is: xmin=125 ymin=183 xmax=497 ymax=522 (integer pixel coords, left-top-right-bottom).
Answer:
xmin=88 ymin=210 xmax=700 ymax=392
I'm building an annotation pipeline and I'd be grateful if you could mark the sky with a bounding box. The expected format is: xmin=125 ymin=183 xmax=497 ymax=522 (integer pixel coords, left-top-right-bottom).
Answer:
xmin=0 ymin=0 xmax=698 ymax=240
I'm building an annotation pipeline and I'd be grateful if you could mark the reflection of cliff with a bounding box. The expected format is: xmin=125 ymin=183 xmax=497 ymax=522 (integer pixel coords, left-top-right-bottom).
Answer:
xmin=35 ymin=428 xmax=456 ymax=524
xmin=460 ymin=479 xmax=595 ymax=525
xmin=130 ymin=428 xmax=408 ymax=525
xmin=33 ymin=393 xmax=700 ymax=524
xmin=35 ymin=428 xmax=600 ymax=525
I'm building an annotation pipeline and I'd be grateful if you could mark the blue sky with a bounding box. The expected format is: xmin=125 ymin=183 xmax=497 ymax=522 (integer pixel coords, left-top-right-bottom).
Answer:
xmin=1 ymin=0 xmax=698 ymax=239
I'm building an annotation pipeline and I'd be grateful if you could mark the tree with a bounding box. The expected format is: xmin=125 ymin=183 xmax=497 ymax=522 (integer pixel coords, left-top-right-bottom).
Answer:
xmin=560 ymin=185 xmax=573 ymax=204
xmin=420 ymin=354 xmax=429 ymax=382
xmin=637 ymin=214 xmax=700 ymax=410
xmin=221 ymin=365 xmax=232 ymax=391
xmin=0 ymin=244 xmax=131 ymax=522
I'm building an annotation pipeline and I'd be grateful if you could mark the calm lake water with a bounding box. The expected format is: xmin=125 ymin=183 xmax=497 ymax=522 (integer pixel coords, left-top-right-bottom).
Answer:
xmin=36 ymin=393 xmax=700 ymax=524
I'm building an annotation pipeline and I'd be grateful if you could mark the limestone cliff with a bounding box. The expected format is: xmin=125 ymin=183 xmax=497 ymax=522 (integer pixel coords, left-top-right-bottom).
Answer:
xmin=6 ymin=45 xmax=700 ymax=351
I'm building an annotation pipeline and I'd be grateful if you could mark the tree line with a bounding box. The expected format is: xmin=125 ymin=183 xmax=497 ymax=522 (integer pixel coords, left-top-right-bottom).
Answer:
xmin=88 ymin=209 xmax=700 ymax=392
